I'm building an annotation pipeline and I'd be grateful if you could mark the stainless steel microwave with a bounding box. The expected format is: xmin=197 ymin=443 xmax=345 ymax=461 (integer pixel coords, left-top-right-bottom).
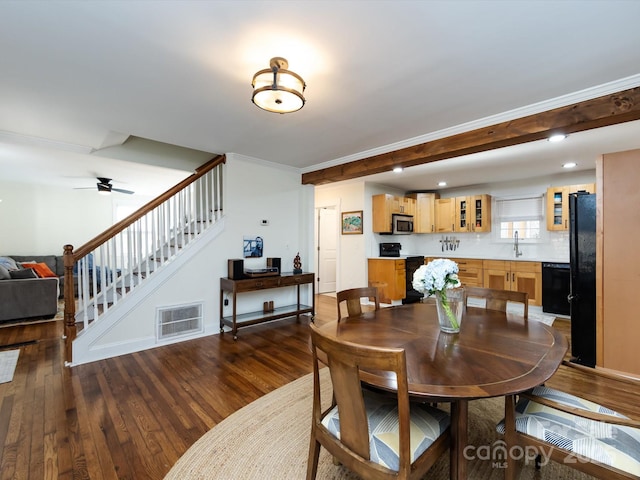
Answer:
xmin=392 ymin=214 xmax=414 ymax=234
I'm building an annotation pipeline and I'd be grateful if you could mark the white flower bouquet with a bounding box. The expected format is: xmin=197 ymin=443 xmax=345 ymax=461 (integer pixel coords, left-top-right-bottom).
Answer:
xmin=413 ymin=258 xmax=463 ymax=331
xmin=412 ymin=258 xmax=461 ymax=296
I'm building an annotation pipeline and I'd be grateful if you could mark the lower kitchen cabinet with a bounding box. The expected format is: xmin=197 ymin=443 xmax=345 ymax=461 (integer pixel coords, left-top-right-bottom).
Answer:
xmin=483 ymin=260 xmax=542 ymax=306
xmin=367 ymin=258 xmax=406 ymax=304
xmin=454 ymin=258 xmax=483 ymax=287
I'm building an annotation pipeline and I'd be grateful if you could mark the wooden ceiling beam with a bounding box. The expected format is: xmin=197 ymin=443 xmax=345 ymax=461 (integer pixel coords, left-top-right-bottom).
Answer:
xmin=301 ymin=87 xmax=640 ymax=185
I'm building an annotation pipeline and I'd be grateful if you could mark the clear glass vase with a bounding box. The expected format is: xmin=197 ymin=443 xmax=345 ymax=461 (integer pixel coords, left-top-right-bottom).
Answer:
xmin=435 ymin=288 xmax=464 ymax=333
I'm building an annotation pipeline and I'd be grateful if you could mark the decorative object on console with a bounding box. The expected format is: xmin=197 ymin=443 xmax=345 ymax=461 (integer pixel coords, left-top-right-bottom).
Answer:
xmin=341 ymin=210 xmax=363 ymax=234
xmin=293 ymin=253 xmax=302 ymax=274
xmin=228 ymin=259 xmax=245 ymax=279
xmin=266 ymin=257 xmax=281 ymax=274
xmin=413 ymin=258 xmax=463 ymax=333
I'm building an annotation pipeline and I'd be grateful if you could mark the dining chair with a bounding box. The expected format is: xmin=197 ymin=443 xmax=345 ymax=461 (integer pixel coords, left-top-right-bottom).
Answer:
xmin=306 ymin=322 xmax=451 ymax=480
xmin=336 ymin=286 xmax=380 ymax=320
xmin=497 ymin=360 xmax=640 ymax=480
xmin=464 ymin=286 xmax=529 ymax=319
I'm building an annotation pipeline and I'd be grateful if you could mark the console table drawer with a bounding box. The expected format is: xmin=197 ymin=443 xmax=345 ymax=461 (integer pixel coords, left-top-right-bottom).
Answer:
xmin=279 ymin=273 xmax=314 ymax=287
xmin=234 ymin=277 xmax=282 ymax=292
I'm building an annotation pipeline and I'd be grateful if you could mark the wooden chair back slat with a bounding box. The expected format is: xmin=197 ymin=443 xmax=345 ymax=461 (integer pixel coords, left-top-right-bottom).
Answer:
xmin=336 ymin=287 xmax=380 ymax=320
xmin=464 ymin=286 xmax=529 ymax=319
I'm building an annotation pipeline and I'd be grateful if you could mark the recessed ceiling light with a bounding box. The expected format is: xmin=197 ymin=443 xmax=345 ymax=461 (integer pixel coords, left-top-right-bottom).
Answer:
xmin=548 ymin=133 xmax=567 ymax=143
xmin=393 ymin=167 xmax=403 ymax=173
xmin=438 ymin=181 xmax=447 ymax=187
xmin=562 ymin=162 xmax=577 ymax=169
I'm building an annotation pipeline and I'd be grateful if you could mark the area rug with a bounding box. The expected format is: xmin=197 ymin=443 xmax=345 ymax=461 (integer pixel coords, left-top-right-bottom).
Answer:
xmin=164 ymin=369 xmax=594 ymax=480
xmin=0 ymin=349 xmax=20 ymax=384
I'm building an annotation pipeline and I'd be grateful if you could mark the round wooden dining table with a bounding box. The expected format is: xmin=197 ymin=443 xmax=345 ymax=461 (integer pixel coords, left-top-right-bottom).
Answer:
xmin=315 ymin=301 xmax=568 ymax=480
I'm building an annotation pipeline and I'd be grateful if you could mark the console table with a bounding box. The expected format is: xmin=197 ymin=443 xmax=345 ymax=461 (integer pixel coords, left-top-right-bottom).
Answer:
xmin=219 ymin=272 xmax=315 ymax=339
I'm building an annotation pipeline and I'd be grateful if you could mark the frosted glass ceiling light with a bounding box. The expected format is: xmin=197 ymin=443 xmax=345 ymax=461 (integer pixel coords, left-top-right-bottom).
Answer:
xmin=252 ymin=57 xmax=306 ymax=114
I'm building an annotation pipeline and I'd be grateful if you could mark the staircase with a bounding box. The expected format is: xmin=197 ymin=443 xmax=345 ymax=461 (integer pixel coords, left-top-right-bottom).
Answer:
xmin=62 ymin=155 xmax=226 ymax=364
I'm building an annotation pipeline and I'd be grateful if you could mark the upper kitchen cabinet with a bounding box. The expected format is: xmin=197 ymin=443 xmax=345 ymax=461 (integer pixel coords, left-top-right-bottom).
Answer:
xmin=372 ymin=194 xmax=416 ymax=233
xmin=435 ymin=197 xmax=456 ymax=233
xmin=455 ymin=194 xmax=492 ymax=232
xmin=546 ymin=183 xmax=595 ymax=231
xmin=406 ymin=193 xmax=439 ymax=233
xmin=436 ymin=194 xmax=492 ymax=233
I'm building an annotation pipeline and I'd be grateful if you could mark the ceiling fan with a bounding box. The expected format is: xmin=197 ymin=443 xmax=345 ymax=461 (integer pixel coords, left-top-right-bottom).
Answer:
xmin=76 ymin=177 xmax=135 ymax=195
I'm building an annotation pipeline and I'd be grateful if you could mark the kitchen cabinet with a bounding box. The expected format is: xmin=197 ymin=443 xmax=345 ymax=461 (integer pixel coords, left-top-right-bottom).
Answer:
xmin=367 ymin=258 xmax=406 ymax=304
xmin=483 ymin=260 xmax=542 ymax=306
xmin=455 ymin=194 xmax=492 ymax=232
xmin=436 ymin=195 xmax=491 ymax=233
xmin=372 ymin=194 xmax=416 ymax=233
xmin=450 ymin=258 xmax=483 ymax=287
xmin=407 ymin=192 xmax=439 ymax=233
xmin=546 ymin=183 xmax=595 ymax=231
xmin=435 ymin=198 xmax=456 ymax=233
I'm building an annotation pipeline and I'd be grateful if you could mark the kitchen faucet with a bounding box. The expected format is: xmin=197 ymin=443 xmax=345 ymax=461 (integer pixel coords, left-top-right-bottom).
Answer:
xmin=514 ymin=230 xmax=523 ymax=257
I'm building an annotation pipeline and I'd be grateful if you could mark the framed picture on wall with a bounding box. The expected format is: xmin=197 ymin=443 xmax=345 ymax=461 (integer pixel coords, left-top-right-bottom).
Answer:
xmin=341 ymin=210 xmax=363 ymax=235
xmin=243 ymin=235 xmax=264 ymax=257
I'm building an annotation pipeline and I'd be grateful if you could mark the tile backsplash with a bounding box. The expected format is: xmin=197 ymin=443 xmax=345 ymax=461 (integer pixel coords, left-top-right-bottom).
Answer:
xmin=374 ymin=230 xmax=570 ymax=263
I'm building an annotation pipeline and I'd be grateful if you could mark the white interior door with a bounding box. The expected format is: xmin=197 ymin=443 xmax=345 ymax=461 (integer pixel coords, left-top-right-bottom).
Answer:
xmin=317 ymin=207 xmax=337 ymax=293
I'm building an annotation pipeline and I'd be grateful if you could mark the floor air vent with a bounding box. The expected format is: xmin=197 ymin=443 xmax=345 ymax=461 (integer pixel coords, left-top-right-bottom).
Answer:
xmin=157 ymin=303 xmax=203 ymax=340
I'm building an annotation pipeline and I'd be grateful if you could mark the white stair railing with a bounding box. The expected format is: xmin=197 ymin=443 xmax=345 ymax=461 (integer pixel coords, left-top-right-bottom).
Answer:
xmin=63 ymin=156 xmax=225 ymax=363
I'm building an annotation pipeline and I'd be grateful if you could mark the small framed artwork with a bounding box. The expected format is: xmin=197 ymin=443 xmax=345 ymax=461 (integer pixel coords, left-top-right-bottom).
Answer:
xmin=243 ymin=235 xmax=264 ymax=258
xmin=341 ymin=210 xmax=363 ymax=235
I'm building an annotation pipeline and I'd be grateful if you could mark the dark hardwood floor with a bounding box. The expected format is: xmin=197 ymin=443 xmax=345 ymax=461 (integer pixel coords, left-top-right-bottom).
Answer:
xmin=0 ymin=296 xmax=638 ymax=479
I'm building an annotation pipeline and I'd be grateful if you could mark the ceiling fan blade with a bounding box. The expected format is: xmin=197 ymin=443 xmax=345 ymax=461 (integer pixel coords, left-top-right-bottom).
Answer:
xmin=112 ymin=187 xmax=135 ymax=195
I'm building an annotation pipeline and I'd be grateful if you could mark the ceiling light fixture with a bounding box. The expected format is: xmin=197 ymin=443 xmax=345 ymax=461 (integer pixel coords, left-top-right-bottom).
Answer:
xmin=438 ymin=181 xmax=447 ymax=187
xmin=562 ymin=162 xmax=577 ymax=169
xmin=251 ymin=57 xmax=306 ymax=114
xmin=393 ymin=167 xmax=403 ymax=173
xmin=548 ymin=133 xmax=567 ymax=143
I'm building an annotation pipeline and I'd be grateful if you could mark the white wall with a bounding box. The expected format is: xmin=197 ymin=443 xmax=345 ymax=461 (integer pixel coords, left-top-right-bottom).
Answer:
xmin=0 ymin=181 xmax=150 ymax=255
xmin=315 ymin=181 xmax=368 ymax=292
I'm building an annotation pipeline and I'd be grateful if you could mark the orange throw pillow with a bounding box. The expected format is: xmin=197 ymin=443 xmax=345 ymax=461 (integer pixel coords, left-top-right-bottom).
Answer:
xmin=25 ymin=262 xmax=58 ymax=278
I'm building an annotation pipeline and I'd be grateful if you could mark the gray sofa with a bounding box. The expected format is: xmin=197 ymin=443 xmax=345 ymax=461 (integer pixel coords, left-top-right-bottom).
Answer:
xmin=0 ymin=255 xmax=63 ymax=323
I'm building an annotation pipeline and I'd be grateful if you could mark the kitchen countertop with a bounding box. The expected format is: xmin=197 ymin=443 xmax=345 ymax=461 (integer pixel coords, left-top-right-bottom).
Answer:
xmin=369 ymin=255 xmax=569 ymax=263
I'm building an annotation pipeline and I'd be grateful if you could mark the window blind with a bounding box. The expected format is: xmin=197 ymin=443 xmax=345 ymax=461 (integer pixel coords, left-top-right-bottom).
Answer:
xmin=496 ymin=196 xmax=543 ymax=221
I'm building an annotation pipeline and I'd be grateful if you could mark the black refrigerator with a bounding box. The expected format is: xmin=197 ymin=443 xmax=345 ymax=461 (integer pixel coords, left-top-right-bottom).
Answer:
xmin=568 ymin=192 xmax=596 ymax=367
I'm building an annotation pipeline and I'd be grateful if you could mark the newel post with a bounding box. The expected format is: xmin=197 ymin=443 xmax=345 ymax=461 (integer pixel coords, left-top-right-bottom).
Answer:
xmin=63 ymin=244 xmax=77 ymax=365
